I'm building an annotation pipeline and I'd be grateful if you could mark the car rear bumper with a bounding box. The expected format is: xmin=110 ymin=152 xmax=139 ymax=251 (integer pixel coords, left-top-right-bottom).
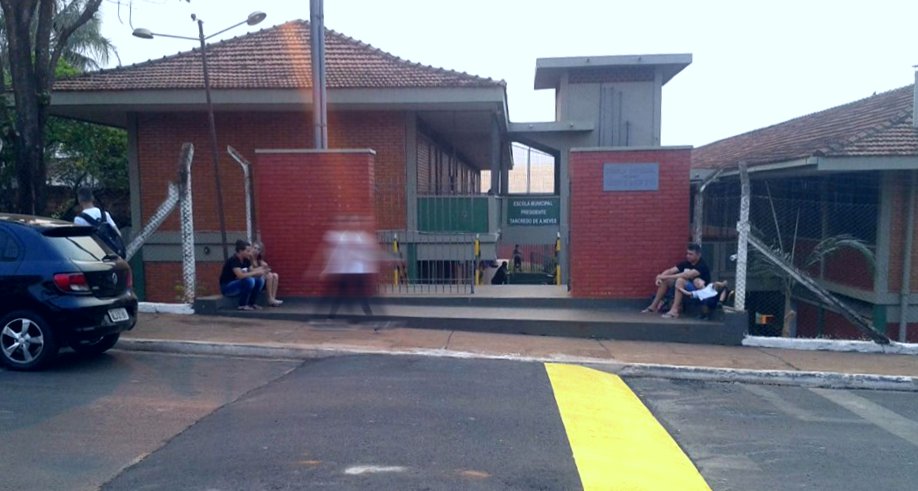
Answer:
xmin=45 ymin=291 xmax=139 ymax=340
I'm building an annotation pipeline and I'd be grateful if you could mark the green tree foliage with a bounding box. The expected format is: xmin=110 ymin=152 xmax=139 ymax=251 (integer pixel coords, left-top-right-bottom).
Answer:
xmin=43 ymin=60 xmax=128 ymax=219
xmin=45 ymin=117 xmax=128 ymax=215
xmin=0 ymin=0 xmax=105 ymax=214
xmin=46 ymin=118 xmax=127 ymax=191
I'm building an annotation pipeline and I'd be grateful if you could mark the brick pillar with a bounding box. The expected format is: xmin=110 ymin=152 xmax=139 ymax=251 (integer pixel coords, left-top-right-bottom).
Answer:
xmin=569 ymin=147 xmax=692 ymax=298
xmin=254 ymin=149 xmax=376 ymax=297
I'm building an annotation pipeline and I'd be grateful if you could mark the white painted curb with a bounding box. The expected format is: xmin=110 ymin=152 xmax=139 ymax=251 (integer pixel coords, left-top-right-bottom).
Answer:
xmin=138 ymin=302 xmax=194 ymax=315
xmin=743 ymin=335 xmax=918 ymax=355
xmin=117 ymin=338 xmax=918 ymax=392
xmin=614 ymin=363 xmax=918 ymax=392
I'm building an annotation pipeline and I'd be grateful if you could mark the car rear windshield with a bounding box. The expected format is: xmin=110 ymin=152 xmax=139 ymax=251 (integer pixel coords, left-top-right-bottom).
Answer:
xmin=43 ymin=230 xmax=113 ymax=261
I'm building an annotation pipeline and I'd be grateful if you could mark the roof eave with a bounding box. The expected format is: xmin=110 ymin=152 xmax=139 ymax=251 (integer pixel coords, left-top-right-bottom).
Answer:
xmin=49 ymin=86 xmax=509 ymax=127
xmin=695 ymin=154 xmax=918 ymax=176
xmin=700 ymin=156 xmax=819 ymax=177
xmin=533 ymin=53 xmax=692 ymax=90
xmin=816 ymin=155 xmax=918 ymax=171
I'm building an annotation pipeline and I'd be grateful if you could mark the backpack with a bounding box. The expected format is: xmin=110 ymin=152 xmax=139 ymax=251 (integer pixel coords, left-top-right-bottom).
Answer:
xmin=79 ymin=210 xmax=127 ymax=258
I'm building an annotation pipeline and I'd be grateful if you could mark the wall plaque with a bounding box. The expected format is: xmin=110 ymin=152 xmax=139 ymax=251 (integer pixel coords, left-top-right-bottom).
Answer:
xmin=603 ymin=163 xmax=659 ymax=191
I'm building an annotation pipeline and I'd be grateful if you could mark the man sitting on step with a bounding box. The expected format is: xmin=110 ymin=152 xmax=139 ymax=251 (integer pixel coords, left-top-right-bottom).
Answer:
xmin=219 ymin=239 xmax=267 ymax=311
xmin=642 ymin=242 xmax=711 ymax=319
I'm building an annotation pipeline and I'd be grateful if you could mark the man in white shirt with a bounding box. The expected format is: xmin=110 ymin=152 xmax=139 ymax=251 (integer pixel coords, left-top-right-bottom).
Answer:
xmin=73 ymin=187 xmax=120 ymax=232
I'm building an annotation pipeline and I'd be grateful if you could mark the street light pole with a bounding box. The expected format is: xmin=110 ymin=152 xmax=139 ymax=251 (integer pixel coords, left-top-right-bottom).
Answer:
xmin=310 ymin=0 xmax=328 ymax=149
xmin=133 ymin=12 xmax=267 ymax=262
xmin=196 ymin=18 xmax=229 ymax=261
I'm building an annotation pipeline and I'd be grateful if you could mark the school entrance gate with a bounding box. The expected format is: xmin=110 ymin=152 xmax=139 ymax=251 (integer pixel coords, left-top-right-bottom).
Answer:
xmin=375 ymin=194 xmax=562 ymax=294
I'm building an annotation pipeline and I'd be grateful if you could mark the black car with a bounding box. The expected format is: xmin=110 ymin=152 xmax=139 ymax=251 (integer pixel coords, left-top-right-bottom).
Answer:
xmin=0 ymin=214 xmax=138 ymax=370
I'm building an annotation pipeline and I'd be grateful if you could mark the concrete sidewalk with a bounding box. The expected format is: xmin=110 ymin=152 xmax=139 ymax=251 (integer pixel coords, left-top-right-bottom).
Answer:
xmin=120 ymin=312 xmax=918 ymax=392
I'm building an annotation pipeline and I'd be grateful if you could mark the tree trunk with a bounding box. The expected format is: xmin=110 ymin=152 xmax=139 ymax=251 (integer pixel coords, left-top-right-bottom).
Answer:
xmin=781 ymin=294 xmax=797 ymax=338
xmin=9 ymin=83 xmax=48 ymax=214
xmin=16 ymin=119 xmax=47 ymax=214
xmin=3 ymin=0 xmax=41 ymax=213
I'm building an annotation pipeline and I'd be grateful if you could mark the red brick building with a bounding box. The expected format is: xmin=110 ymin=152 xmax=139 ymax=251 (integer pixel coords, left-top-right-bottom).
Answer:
xmin=692 ymin=83 xmax=918 ymax=342
xmin=51 ymin=20 xmax=694 ymax=303
xmin=51 ymin=21 xmax=510 ymax=301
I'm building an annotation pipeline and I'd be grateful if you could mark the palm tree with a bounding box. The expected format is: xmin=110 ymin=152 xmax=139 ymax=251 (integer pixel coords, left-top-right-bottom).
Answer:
xmin=53 ymin=0 xmax=119 ymax=71
xmin=0 ymin=1 xmax=116 ymax=69
xmin=751 ymin=184 xmax=875 ymax=337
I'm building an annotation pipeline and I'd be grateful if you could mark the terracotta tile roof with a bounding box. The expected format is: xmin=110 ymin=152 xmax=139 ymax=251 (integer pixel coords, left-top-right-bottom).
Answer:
xmin=54 ymin=20 xmax=504 ymax=91
xmin=692 ymin=85 xmax=918 ymax=169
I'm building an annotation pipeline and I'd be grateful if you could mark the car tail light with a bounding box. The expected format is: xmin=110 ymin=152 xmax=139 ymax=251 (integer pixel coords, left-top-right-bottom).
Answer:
xmin=54 ymin=273 xmax=91 ymax=293
xmin=126 ymin=268 xmax=133 ymax=289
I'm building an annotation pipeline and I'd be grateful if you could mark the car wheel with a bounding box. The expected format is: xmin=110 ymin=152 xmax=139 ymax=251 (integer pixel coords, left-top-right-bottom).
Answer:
xmin=0 ymin=311 xmax=59 ymax=371
xmin=69 ymin=333 xmax=120 ymax=356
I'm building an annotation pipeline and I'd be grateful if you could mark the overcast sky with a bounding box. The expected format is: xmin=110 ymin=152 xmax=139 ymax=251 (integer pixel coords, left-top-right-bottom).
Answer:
xmin=100 ymin=0 xmax=918 ymax=147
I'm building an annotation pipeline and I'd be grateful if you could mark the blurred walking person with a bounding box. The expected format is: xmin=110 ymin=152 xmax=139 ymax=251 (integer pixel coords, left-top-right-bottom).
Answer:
xmin=321 ymin=215 xmax=380 ymax=318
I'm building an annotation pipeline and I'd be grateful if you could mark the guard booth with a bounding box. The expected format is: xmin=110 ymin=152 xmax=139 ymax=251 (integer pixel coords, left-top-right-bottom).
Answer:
xmin=508 ymin=53 xmax=693 ymax=298
xmin=380 ymin=54 xmax=694 ymax=297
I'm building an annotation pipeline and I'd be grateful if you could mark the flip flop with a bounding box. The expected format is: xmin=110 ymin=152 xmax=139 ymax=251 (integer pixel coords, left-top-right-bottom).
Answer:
xmin=641 ymin=306 xmax=659 ymax=313
xmin=237 ymin=305 xmax=253 ymax=311
xmin=661 ymin=312 xmax=680 ymax=319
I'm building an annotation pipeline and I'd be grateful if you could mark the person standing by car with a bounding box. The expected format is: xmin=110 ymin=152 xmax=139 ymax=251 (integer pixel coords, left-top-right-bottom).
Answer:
xmin=74 ymin=187 xmax=126 ymax=257
xmin=74 ymin=187 xmax=120 ymax=231
xmin=219 ymin=239 xmax=266 ymax=311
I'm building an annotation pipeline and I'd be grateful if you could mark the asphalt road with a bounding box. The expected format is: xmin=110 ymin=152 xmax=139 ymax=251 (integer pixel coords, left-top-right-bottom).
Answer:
xmin=101 ymin=354 xmax=580 ymax=490
xmin=625 ymin=377 xmax=918 ymax=491
xmin=0 ymin=350 xmax=300 ymax=491
xmin=3 ymin=350 xmax=918 ymax=490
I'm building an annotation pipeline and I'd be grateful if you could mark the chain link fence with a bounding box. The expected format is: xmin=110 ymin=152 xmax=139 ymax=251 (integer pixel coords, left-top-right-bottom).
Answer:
xmin=699 ymin=171 xmax=917 ymax=341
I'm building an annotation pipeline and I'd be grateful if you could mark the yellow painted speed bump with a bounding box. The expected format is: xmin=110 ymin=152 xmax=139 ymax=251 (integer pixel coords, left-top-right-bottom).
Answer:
xmin=545 ymin=363 xmax=710 ymax=491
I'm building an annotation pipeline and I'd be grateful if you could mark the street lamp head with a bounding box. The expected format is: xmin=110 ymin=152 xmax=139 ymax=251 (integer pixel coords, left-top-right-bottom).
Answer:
xmin=132 ymin=28 xmax=155 ymax=40
xmin=247 ymin=11 xmax=267 ymax=26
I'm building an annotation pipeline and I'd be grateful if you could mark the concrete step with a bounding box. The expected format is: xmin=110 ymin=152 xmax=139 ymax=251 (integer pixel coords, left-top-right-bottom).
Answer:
xmin=192 ymin=296 xmax=746 ymax=346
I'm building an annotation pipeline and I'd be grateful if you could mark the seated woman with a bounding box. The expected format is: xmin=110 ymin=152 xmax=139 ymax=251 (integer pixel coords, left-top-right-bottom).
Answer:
xmin=252 ymin=241 xmax=283 ymax=306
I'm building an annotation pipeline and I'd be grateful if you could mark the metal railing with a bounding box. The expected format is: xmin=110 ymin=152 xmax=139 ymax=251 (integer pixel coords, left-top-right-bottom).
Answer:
xmin=377 ymin=230 xmax=476 ymax=295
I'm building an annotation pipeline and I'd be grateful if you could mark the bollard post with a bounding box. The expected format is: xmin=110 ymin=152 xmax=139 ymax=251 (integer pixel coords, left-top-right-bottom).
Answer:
xmin=474 ymin=234 xmax=481 ymax=287
xmin=554 ymin=232 xmax=562 ymax=286
xmin=392 ymin=234 xmax=400 ymax=286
